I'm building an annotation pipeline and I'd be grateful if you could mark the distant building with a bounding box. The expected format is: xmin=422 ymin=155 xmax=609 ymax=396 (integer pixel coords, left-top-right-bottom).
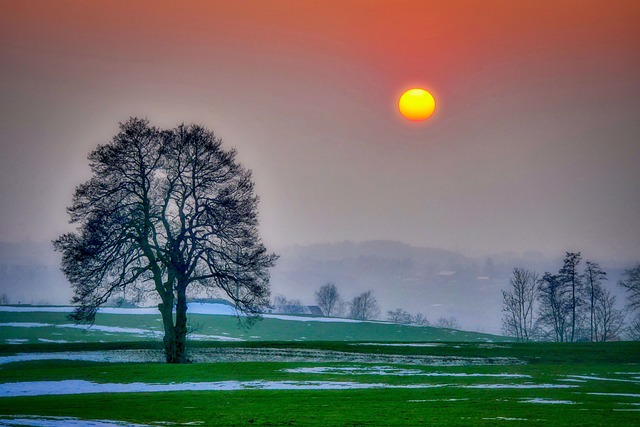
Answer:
xmin=270 ymin=304 xmax=325 ymax=316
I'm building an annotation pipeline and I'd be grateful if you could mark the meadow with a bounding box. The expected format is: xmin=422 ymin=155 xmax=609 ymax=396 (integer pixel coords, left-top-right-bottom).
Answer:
xmin=0 ymin=305 xmax=638 ymax=426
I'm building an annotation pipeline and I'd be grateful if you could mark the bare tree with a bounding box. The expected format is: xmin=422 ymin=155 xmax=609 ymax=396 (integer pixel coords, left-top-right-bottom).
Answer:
xmin=435 ymin=316 xmax=460 ymax=329
xmin=501 ymin=267 xmax=539 ymax=341
xmin=412 ymin=312 xmax=430 ymax=326
xmin=583 ymin=261 xmax=607 ymax=341
xmin=315 ymin=282 xmax=341 ymax=317
xmin=559 ymin=252 xmax=582 ymax=342
xmin=387 ymin=308 xmax=413 ymax=324
xmin=0 ymin=293 xmax=9 ymax=305
xmin=627 ymin=314 xmax=640 ymax=341
xmin=348 ymin=290 xmax=379 ymax=320
xmin=54 ymin=118 xmax=277 ymax=363
xmin=536 ymin=272 xmax=570 ymax=342
xmin=619 ymin=264 xmax=640 ymax=312
xmin=593 ymin=288 xmax=625 ymax=342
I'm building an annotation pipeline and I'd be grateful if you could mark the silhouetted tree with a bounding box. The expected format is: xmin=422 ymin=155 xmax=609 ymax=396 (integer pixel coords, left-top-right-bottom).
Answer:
xmin=387 ymin=308 xmax=413 ymax=324
xmin=348 ymin=290 xmax=379 ymax=320
xmin=435 ymin=316 xmax=460 ymax=329
xmin=582 ymin=261 xmax=607 ymax=341
xmin=559 ymin=252 xmax=582 ymax=342
xmin=620 ymin=264 xmax=640 ymax=341
xmin=593 ymin=288 xmax=625 ymax=342
xmin=54 ymin=118 xmax=276 ymax=363
xmin=619 ymin=264 xmax=640 ymax=312
xmin=627 ymin=314 xmax=640 ymax=341
xmin=501 ymin=268 xmax=539 ymax=341
xmin=412 ymin=312 xmax=430 ymax=326
xmin=315 ymin=282 xmax=341 ymax=317
xmin=536 ymin=273 xmax=570 ymax=342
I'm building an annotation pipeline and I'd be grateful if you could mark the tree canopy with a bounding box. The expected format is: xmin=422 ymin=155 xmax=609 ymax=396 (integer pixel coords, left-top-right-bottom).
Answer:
xmin=54 ymin=118 xmax=277 ymax=363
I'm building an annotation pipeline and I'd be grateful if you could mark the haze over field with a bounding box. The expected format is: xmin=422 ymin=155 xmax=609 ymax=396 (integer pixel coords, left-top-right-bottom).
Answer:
xmin=1 ymin=1 xmax=639 ymax=332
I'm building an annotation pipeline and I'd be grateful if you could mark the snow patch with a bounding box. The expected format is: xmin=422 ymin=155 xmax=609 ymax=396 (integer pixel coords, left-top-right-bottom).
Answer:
xmin=57 ymin=324 xmax=161 ymax=336
xmin=0 ymin=351 xmax=166 ymax=365
xmin=587 ymin=392 xmax=640 ymax=398
xmin=521 ymin=398 xmax=576 ymax=404
xmin=283 ymin=366 xmax=530 ymax=378
xmin=0 ymin=322 xmax=51 ymax=328
xmin=482 ymin=417 xmax=529 ymax=421
xmin=187 ymin=334 xmax=244 ymax=342
xmin=0 ymin=415 xmax=151 ymax=426
xmin=565 ymin=375 xmax=640 ymax=384
xmin=464 ymin=383 xmax=576 ymax=389
xmin=0 ymin=379 xmax=449 ymax=397
xmin=351 ymin=343 xmax=446 ymax=348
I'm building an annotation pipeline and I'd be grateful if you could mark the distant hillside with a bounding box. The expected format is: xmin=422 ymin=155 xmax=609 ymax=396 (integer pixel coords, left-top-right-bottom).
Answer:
xmin=0 ymin=239 xmax=633 ymax=333
xmin=270 ymin=240 xmax=632 ymax=334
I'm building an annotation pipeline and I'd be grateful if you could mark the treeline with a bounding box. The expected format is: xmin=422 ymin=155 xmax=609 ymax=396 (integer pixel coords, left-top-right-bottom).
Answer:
xmin=502 ymin=252 xmax=640 ymax=342
xmin=276 ymin=283 xmax=459 ymax=328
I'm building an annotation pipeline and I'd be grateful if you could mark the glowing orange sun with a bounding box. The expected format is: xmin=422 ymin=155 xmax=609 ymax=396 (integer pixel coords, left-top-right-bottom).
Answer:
xmin=398 ymin=88 xmax=436 ymax=121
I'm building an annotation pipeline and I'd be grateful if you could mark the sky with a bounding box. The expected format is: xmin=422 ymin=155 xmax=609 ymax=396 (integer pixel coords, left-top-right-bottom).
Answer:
xmin=1 ymin=0 xmax=640 ymax=263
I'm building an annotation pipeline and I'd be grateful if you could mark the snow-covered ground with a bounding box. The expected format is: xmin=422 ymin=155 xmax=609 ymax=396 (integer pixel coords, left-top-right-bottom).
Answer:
xmin=0 ymin=303 xmax=361 ymax=323
xmin=0 ymin=379 xmax=448 ymax=397
xmin=0 ymin=416 xmax=154 ymax=427
xmin=283 ymin=366 xmax=531 ymax=378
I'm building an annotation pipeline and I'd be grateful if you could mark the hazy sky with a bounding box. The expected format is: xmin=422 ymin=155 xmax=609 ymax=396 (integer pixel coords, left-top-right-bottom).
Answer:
xmin=1 ymin=0 xmax=639 ymax=262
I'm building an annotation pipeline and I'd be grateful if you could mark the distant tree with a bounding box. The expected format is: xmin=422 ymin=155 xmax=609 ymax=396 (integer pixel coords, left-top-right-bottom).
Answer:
xmin=315 ymin=282 xmax=341 ymax=317
xmin=54 ymin=118 xmax=277 ymax=363
xmin=593 ymin=288 xmax=625 ymax=342
xmin=501 ymin=268 xmax=539 ymax=342
xmin=435 ymin=316 xmax=460 ymax=329
xmin=536 ymin=273 xmax=570 ymax=342
xmin=0 ymin=293 xmax=8 ymax=305
xmin=619 ymin=264 xmax=640 ymax=312
xmin=627 ymin=314 xmax=640 ymax=341
xmin=582 ymin=261 xmax=607 ymax=341
xmin=387 ymin=308 xmax=413 ymax=324
xmin=412 ymin=312 xmax=430 ymax=326
xmin=348 ymin=290 xmax=379 ymax=320
xmin=559 ymin=252 xmax=583 ymax=342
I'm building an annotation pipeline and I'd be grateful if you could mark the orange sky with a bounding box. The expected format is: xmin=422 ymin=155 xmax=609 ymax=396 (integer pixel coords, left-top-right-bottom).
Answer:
xmin=1 ymin=0 xmax=640 ymax=262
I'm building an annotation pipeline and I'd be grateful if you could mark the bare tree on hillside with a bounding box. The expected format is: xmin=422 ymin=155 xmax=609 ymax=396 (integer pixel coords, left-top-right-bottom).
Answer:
xmin=54 ymin=118 xmax=277 ymax=363
xmin=627 ymin=314 xmax=640 ymax=340
xmin=593 ymin=288 xmax=625 ymax=342
xmin=387 ymin=308 xmax=413 ymax=324
xmin=536 ymin=273 xmax=570 ymax=342
xmin=435 ymin=316 xmax=460 ymax=329
xmin=501 ymin=267 xmax=539 ymax=341
xmin=619 ymin=264 xmax=640 ymax=311
xmin=583 ymin=261 xmax=607 ymax=342
xmin=315 ymin=282 xmax=341 ymax=316
xmin=413 ymin=312 xmax=430 ymax=326
xmin=559 ymin=252 xmax=583 ymax=342
xmin=348 ymin=290 xmax=379 ymax=320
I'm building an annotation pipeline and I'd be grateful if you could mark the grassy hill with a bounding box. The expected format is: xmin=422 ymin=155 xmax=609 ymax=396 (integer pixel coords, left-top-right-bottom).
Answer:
xmin=0 ymin=303 xmax=505 ymax=346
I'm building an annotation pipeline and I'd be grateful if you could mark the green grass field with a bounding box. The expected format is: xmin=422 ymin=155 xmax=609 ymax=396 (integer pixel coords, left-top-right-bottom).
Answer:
xmin=0 ymin=307 xmax=638 ymax=426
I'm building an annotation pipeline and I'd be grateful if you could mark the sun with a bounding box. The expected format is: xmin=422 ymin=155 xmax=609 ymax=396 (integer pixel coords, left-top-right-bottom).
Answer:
xmin=398 ymin=88 xmax=436 ymax=121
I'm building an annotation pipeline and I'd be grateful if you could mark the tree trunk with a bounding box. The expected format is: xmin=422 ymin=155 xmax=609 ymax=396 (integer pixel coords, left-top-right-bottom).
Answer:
xmin=174 ymin=284 xmax=189 ymax=363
